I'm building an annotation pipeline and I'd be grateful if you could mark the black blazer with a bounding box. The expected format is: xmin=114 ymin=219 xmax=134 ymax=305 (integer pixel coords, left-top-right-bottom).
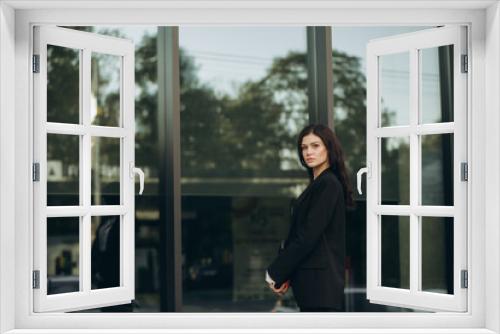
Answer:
xmin=267 ymin=168 xmax=346 ymax=310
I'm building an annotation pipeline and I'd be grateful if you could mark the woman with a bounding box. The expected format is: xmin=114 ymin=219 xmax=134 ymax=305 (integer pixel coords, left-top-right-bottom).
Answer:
xmin=266 ymin=124 xmax=354 ymax=312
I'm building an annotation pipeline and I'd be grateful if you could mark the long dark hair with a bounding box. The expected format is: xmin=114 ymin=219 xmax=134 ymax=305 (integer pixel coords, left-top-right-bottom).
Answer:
xmin=297 ymin=124 xmax=354 ymax=208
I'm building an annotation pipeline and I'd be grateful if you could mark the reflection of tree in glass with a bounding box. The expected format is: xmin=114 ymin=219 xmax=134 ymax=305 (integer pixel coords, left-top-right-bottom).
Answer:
xmin=380 ymin=102 xmax=397 ymax=127
xmin=421 ymin=134 xmax=453 ymax=206
xmin=178 ymin=50 xmax=307 ymax=178
xmin=332 ymin=52 xmax=369 ymax=198
xmin=47 ymin=28 xmax=371 ymax=194
xmin=46 ymin=45 xmax=81 ymax=174
xmin=381 ymin=137 xmax=410 ymax=205
xmin=179 ymin=48 xmax=373 ymax=180
xmin=47 ymin=134 xmax=79 ymax=180
xmin=47 ymin=45 xmax=80 ymax=124
xmin=91 ymin=52 xmax=121 ymax=127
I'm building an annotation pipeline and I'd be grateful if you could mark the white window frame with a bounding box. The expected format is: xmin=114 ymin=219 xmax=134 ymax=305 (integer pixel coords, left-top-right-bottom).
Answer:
xmin=365 ymin=26 xmax=468 ymax=312
xmin=0 ymin=1 xmax=499 ymax=333
xmin=33 ymin=26 xmax=136 ymax=312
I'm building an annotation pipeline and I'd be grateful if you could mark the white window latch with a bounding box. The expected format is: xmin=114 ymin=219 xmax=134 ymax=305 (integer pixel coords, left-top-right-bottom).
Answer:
xmin=356 ymin=162 xmax=371 ymax=195
xmin=129 ymin=162 xmax=144 ymax=195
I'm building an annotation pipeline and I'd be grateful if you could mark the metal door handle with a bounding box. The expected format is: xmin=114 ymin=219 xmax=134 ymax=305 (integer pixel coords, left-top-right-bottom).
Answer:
xmin=356 ymin=162 xmax=371 ymax=195
xmin=130 ymin=162 xmax=144 ymax=195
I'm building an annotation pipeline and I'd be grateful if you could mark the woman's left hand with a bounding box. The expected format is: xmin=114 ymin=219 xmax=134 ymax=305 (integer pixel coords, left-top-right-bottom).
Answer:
xmin=270 ymin=280 xmax=290 ymax=296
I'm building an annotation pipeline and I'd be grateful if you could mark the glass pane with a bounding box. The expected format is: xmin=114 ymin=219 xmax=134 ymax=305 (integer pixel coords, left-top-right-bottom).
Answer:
xmin=381 ymin=137 xmax=410 ymax=205
xmin=91 ymin=52 xmax=121 ymax=127
xmin=47 ymin=134 xmax=79 ymax=206
xmin=179 ymin=27 xmax=308 ymax=312
xmin=47 ymin=217 xmax=80 ymax=295
xmin=381 ymin=215 xmax=410 ymax=289
xmin=421 ymin=134 xmax=454 ymax=206
xmin=421 ymin=217 xmax=454 ymax=294
xmin=47 ymin=45 xmax=80 ymax=124
xmin=420 ymin=45 xmax=454 ymax=124
xmin=379 ymin=52 xmax=410 ymax=127
xmin=91 ymin=215 xmax=121 ymax=289
xmin=62 ymin=25 xmax=436 ymax=313
xmin=91 ymin=137 xmax=120 ymax=206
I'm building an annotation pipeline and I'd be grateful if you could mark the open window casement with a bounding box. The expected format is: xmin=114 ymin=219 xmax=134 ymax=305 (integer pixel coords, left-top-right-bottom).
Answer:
xmin=33 ymin=26 xmax=141 ymax=312
xmin=362 ymin=26 xmax=467 ymax=312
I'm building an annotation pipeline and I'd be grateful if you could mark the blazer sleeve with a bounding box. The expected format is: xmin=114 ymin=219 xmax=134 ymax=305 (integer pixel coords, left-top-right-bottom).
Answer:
xmin=267 ymin=177 xmax=341 ymax=286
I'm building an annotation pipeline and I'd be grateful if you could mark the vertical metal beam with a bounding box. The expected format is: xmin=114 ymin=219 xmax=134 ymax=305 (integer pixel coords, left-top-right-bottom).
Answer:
xmin=306 ymin=26 xmax=334 ymax=128
xmin=157 ymin=26 xmax=182 ymax=312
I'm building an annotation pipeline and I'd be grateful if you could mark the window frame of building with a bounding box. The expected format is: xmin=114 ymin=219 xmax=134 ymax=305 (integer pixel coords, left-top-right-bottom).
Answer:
xmin=0 ymin=2 xmax=498 ymax=333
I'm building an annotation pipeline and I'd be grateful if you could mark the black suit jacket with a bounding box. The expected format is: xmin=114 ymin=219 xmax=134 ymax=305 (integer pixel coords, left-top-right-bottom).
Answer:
xmin=268 ymin=168 xmax=346 ymax=310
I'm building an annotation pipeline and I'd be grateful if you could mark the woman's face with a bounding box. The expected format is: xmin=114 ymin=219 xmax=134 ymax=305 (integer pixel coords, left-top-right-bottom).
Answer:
xmin=301 ymin=133 xmax=329 ymax=169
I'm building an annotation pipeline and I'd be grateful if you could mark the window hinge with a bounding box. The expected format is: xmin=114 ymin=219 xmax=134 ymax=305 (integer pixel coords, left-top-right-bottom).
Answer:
xmin=461 ymin=54 xmax=468 ymax=73
xmin=32 ymin=270 xmax=40 ymax=289
xmin=461 ymin=162 xmax=468 ymax=181
xmin=461 ymin=270 xmax=468 ymax=289
xmin=32 ymin=55 xmax=40 ymax=73
xmin=33 ymin=163 xmax=40 ymax=182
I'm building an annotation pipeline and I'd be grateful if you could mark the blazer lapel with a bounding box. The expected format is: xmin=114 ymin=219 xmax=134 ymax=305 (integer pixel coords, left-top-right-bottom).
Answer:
xmin=295 ymin=182 xmax=313 ymax=205
xmin=295 ymin=168 xmax=332 ymax=205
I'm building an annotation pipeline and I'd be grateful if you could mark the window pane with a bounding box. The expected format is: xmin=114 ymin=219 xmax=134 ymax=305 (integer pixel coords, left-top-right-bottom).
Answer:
xmin=381 ymin=137 xmax=410 ymax=205
xmin=421 ymin=217 xmax=454 ymax=294
xmin=47 ymin=134 xmax=80 ymax=206
xmin=47 ymin=217 xmax=80 ymax=295
xmin=47 ymin=45 xmax=80 ymax=124
xmin=381 ymin=215 xmax=410 ymax=289
xmin=379 ymin=52 xmax=410 ymax=127
xmin=421 ymin=134 xmax=454 ymax=206
xmin=91 ymin=215 xmax=121 ymax=289
xmin=420 ymin=45 xmax=454 ymax=124
xmin=179 ymin=27 xmax=308 ymax=312
xmin=91 ymin=137 xmax=121 ymax=205
xmin=91 ymin=52 xmax=121 ymax=127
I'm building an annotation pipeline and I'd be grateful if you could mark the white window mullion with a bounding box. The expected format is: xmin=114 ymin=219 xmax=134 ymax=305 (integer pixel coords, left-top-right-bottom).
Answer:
xmin=89 ymin=126 xmax=126 ymax=138
xmin=81 ymin=48 xmax=92 ymax=294
xmin=365 ymin=46 xmax=378 ymax=298
xmin=45 ymin=123 xmax=127 ymax=138
xmin=375 ymin=205 xmax=412 ymax=215
xmin=375 ymin=126 xmax=412 ymax=138
xmin=375 ymin=205 xmax=454 ymax=217
xmin=82 ymin=48 xmax=91 ymax=212
xmin=120 ymin=57 xmax=127 ymax=290
xmin=375 ymin=124 xmax=455 ymax=137
xmin=122 ymin=48 xmax=135 ymax=292
xmin=416 ymin=122 xmax=454 ymax=135
xmin=78 ymin=48 xmax=84 ymax=294
xmin=46 ymin=123 xmax=85 ymax=135
xmin=409 ymin=47 xmax=420 ymax=295
xmin=46 ymin=207 xmax=85 ymax=217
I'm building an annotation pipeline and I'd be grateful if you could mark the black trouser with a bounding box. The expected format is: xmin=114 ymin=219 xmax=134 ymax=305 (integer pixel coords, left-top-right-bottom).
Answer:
xmin=300 ymin=306 xmax=342 ymax=312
